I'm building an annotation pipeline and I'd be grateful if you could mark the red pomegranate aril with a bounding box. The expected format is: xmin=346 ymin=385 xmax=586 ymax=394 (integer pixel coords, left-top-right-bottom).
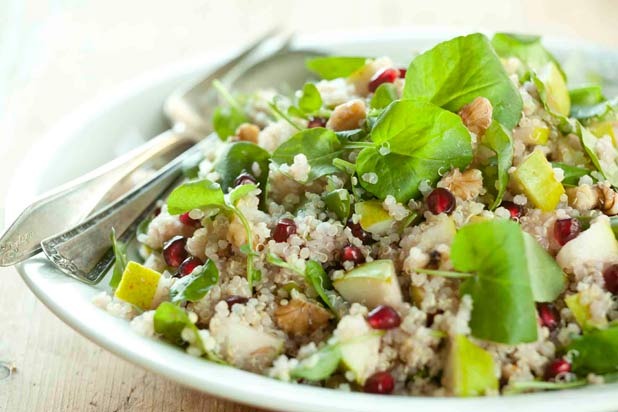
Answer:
xmin=603 ymin=264 xmax=618 ymax=295
xmin=163 ymin=236 xmax=188 ymax=268
xmin=368 ymin=68 xmax=400 ymax=93
xmin=224 ymin=295 xmax=249 ymax=309
xmin=177 ymin=256 xmax=203 ymax=277
xmin=272 ymin=218 xmax=297 ymax=242
xmin=500 ymin=201 xmax=523 ymax=220
xmin=234 ymin=172 xmax=257 ymax=187
xmin=545 ymin=358 xmax=571 ymax=380
xmin=179 ymin=212 xmax=201 ymax=228
xmin=346 ymin=219 xmax=371 ymax=244
xmin=307 ymin=117 xmax=327 ymax=128
xmin=367 ymin=305 xmax=401 ymax=330
xmin=364 ymin=371 xmax=395 ymax=394
xmin=398 ymin=68 xmax=407 ymax=78
xmin=426 ymin=188 xmax=456 ymax=215
xmin=537 ymin=303 xmax=560 ymax=331
xmin=153 ymin=207 xmax=161 ymax=217
xmin=342 ymin=245 xmax=365 ymax=265
xmin=553 ymin=218 xmax=581 ymax=246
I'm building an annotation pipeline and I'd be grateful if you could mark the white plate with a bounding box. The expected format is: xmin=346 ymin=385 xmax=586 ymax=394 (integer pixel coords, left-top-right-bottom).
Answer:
xmin=7 ymin=28 xmax=618 ymax=412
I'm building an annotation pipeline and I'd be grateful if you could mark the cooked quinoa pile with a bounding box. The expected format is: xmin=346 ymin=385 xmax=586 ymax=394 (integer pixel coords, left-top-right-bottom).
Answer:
xmin=94 ymin=33 xmax=618 ymax=397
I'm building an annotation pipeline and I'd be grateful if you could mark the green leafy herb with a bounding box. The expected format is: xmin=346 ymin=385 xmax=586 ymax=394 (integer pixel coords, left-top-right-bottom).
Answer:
xmin=305 ymin=260 xmax=336 ymax=312
xmin=109 ymin=228 xmax=128 ymax=289
xmin=356 ymin=100 xmax=472 ymax=202
xmin=298 ymin=83 xmax=323 ymax=113
xmin=166 ymin=179 xmax=225 ymax=215
xmin=522 ymin=233 xmax=566 ymax=302
xmin=576 ymin=122 xmax=618 ymax=186
xmin=370 ymin=83 xmax=398 ymax=110
xmin=271 ymin=127 xmax=344 ymax=182
xmin=568 ymin=325 xmax=618 ymax=375
xmin=403 ymin=33 xmax=523 ymax=130
xmin=570 ymin=85 xmax=605 ymax=107
xmin=481 ymin=121 xmax=514 ymax=209
xmin=211 ymin=80 xmax=248 ymax=140
xmin=291 ymin=344 xmax=341 ymax=381
xmin=324 ymin=188 xmax=351 ymax=221
xmin=570 ymin=97 xmax=618 ymax=121
xmin=306 ymin=56 xmax=368 ymax=80
xmin=452 ymin=220 xmax=538 ymax=344
xmin=214 ymin=142 xmax=270 ymax=194
xmin=228 ymin=183 xmax=258 ymax=206
xmin=491 ymin=33 xmax=566 ymax=79
xmin=170 ymin=259 xmax=219 ymax=303
xmin=551 ymin=162 xmax=593 ymax=187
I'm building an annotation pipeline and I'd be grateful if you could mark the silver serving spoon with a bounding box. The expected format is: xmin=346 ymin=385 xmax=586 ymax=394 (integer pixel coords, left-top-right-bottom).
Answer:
xmin=0 ymin=29 xmax=288 ymax=267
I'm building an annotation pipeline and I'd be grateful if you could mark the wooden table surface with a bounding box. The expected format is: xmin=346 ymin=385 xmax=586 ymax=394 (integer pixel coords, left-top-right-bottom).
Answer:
xmin=0 ymin=1 xmax=616 ymax=411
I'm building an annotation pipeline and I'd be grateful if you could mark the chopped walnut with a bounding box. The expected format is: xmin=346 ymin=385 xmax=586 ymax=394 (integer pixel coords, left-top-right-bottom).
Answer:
xmin=597 ymin=183 xmax=618 ymax=216
xmin=458 ymin=97 xmax=493 ymax=136
xmin=274 ymin=298 xmax=331 ymax=336
xmin=226 ymin=214 xmax=247 ymax=247
xmin=326 ymin=99 xmax=366 ymax=131
xmin=437 ymin=168 xmax=484 ymax=200
xmin=566 ymin=185 xmax=599 ymax=211
xmin=236 ymin=123 xmax=260 ymax=143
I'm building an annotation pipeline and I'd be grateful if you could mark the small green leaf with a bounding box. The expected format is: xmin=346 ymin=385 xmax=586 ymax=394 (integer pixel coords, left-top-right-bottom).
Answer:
xmin=568 ymin=325 xmax=618 ymax=375
xmin=576 ymin=122 xmax=618 ymax=186
xmin=522 ymin=233 xmax=566 ymax=302
xmin=214 ymin=142 xmax=270 ymax=195
xmin=170 ymin=260 xmax=219 ymax=303
xmin=298 ymin=83 xmax=323 ymax=113
xmin=482 ymin=121 xmax=514 ymax=209
xmin=570 ymin=85 xmax=605 ymax=106
xmin=166 ymin=179 xmax=226 ymax=215
xmin=212 ymin=106 xmax=247 ymax=141
xmin=370 ymin=83 xmax=398 ymax=110
xmin=570 ymin=97 xmax=618 ymax=121
xmin=154 ymin=302 xmax=194 ymax=345
xmin=228 ymin=183 xmax=258 ymax=206
xmin=324 ymin=189 xmax=351 ymax=221
xmin=305 ymin=261 xmax=336 ymax=312
xmin=266 ymin=253 xmax=304 ymax=275
xmin=109 ymin=228 xmax=128 ymax=289
xmin=291 ymin=344 xmax=341 ymax=381
xmin=306 ymin=56 xmax=368 ymax=80
xmin=551 ymin=162 xmax=594 ymax=187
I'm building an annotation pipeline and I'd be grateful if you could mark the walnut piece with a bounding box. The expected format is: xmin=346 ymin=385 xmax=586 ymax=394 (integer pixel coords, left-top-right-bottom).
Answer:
xmin=566 ymin=185 xmax=599 ymax=211
xmin=458 ymin=97 xmax=493 ymax=136
xmin=274 ymin=298 xmax=331 ymax=336
xmin=597 ymin=183 xmax=618 ymax=215
xmin=437 ymin=168 xmax=484 ymax=200
xmin=326 ymin=99 xmax=366 ymax=131
xmin=236 ymin=123 xmax=260 ymax=143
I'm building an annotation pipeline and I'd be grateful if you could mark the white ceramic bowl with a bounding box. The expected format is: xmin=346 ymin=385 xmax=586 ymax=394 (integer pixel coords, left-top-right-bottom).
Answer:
xmin=7 ymin=28 xmax=618 ymax=412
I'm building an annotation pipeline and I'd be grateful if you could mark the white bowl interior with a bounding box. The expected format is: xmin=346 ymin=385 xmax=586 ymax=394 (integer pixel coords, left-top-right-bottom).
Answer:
xmin=7 ymin=28 xmax=618 ymax=412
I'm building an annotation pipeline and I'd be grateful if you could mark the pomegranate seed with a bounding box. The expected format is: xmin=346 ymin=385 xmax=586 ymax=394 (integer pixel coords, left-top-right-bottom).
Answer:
xmin=364 ymin=371 xmax=395 ymax=394
xmin=553 ymin=218 xmax=581 ymax=246
xmin=500 ymin=201 xmax=523 ymax=220
xmin=346 ymin=219 xmax=371 ymax=244
xmin=426 ymin=188 xmax=456 ymax=215
xmin=342 ymin=245 xmax=365 ymax=265
xmin=176 ymin=256 xmax=203 ymax=277
xmin=537 ymin=303 xmax=560 ymax=331
xmin=224 ymin=295 xmax=248 ymax=309
xmin=162 ymin=236 xmax=188 ymax=268
xmin=398 ymin=68 xmax=407 ymax=78
xmin=603 ymin=264 xmax=618 ymax=295
xmin=179 ymin=212 xmax=201 ymax=228
xmin=153 ymin=207 xmax=161 ymax=217
xmin=368 ymin=68 xmax=400 ymax=93
xmin=234 ymin=172 xmax=257 ymax=187
xmin=367 ymin=305 xmax=401 ymax=330
xmin=272 ymin=218 xmax=297 ymax=242
xmin=545 ymin=358 xmax=571 ymax=380
xmin=307 ymin=117 xmax=327 ymax=128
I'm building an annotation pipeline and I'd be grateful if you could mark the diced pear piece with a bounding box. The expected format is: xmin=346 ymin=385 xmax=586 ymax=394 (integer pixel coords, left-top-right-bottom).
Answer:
xmin=556 ymin=217 xmax=618 ymax=270
xmin=530 ymin=126 xmax=550 ymax=145
xmin=417 ymin=215 xmax=457 ymax=250
xmin=537 ymin=62 xmax=571 ymax=116
xmin=565 ymin=293 xmax=608 ymax=331
xmin=114 ymin=261 xmax=161 ymax=310
xmin=355 ymin=200 xmax=393 ymax=235
xmin=339 ymin=332 xmax=382 ymax=384
xmin=333 ymin=260 xmax=403 ymax=309
xmin=512 ymin=150 xmax=565 ymax=211
xmin=443 ymin=334 xmax=498 ymax=397
xmin=215 ymin=321 xmax=284 ymax=371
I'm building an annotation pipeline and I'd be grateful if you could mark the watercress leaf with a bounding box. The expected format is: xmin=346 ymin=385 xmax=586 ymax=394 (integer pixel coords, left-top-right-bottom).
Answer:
xmin=266 ymin=253 xmax=304 ymax=275
xmin=567 ymin=325 xmax=618 ymax=375
xmin=306 ymin=56 xmax=368 ymax=80
xmin=491 ymin=33 xmax=566 ymax=79
xmin=356 ymin=149 xmax=421 ymax=202
xmin=166 ymin=179 xmax=226 ymax=215
xmin=551 ymin=162 xmax=594 ymax=187
xmin=291 ymin=344 xmax=341 ymax=381
xmin=271 ymin=127 xmax=344 ymax=181
xmin=324 ymin=188 xmax=351 ymax=221
xmin=298 ymin=83 xmax=323 ymax=113
xmin=570 ymin=85 xmax=605 ymax=107
xmin=170 ymin=259 xmax=219 ymax=303
xmin=334 ymin=128 xmax=367 ymax=141
xmin=305 ymin=260 xmax=336 ymax=312
xmin=481 ymin=121 xmax=513 ymax=209
xmin=214 ymin=142 xmax=270 ymax=193
xmin=370 ymin=83 xmax=398 ymax=110
xmin=570 ymin=97 xmax=618 ymax=121
xmin=452 ymin=220 xmax=538 ymax=344
xmin=212 ymin=106 xmax=247 ymax=141
xmin=287 ymin=105 xmax=306 ymax=119
xmin=576 ymin=122 xmax=618 ymax=186
xmin=154 ymin=301 xmax=194 ymax=345
xmin=109 ymin=228 xmax=128 ymax=289
xmin=228 ymin=183 xmax=258 ymax=206
xmin=403 ymin=33 xmax=523 ymax=130
xmin=522 ymin=233 xmax=566 ymax=302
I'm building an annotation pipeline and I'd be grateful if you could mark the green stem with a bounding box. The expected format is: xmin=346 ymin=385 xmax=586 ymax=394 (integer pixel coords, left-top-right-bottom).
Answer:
xmin=212 ymin=80 xmax=243 ymax=112
xmin=415 ymin=268 xmax=474 ymax=278
xmin=343 ymin=141 xmax=374 ymax=150
xmin=268 ymin=102 xmax=302 ymax=131
xmin=332 ymin=158 xmax=357 ymax=174
xmin=232 ymin=206 xmax=256 ymax=291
